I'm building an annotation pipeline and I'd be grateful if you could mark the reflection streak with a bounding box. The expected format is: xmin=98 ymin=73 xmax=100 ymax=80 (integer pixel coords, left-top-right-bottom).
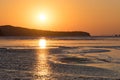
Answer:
xmin=34 ymin=38 xmax=51 ymax=80
xmin=39 ymin=38 xmax=47 ymax=49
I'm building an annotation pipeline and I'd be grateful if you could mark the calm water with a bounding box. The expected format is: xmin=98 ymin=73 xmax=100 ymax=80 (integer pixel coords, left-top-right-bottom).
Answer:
xmin=0 ymin=37 xmax=120 ymax=80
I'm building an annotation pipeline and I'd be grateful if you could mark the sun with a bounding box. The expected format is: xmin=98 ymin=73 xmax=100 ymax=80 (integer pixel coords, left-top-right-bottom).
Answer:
xmin=33 ymin=12 xmax=55 ymax=27
xmin=39 ymin=14 xmax=46 ymax=22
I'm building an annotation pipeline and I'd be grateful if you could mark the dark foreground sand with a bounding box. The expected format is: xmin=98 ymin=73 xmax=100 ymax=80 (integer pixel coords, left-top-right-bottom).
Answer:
xmin=0 ymin=48 xmax=120 ymax=80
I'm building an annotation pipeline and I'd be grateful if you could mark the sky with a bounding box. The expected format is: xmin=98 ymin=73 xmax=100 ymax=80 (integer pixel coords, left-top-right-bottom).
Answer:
xmin=0 ymin=0 xmax=120 ymax=36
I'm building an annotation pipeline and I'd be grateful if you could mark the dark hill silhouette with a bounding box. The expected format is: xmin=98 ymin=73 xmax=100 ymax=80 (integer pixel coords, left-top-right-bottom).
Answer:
xmin=0 ymin=25 xmax=90 ymax=37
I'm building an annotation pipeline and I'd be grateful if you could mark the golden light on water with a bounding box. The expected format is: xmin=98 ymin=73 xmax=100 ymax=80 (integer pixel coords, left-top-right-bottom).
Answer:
xmin=34 ymin=44 xmax=51 ymax=80
xmin=33 ymin=50 xmax=51 ymax=80
xmin=37 ymin=51 xmax=50 ymax=76
xmin=39 ymin=38 xmax=47 ymax=49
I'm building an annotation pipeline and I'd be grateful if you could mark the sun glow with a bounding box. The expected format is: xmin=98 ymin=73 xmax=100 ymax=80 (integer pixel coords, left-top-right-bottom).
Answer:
xmin=40 ymin=14 xmax=46 ymax=21
xmin=39 ymin=14 xmax=46 ymax=22
xmin=32 ymin=11 xmax=56 ymax=29
xmin=39 ymin=38 xmax=47 ymax=49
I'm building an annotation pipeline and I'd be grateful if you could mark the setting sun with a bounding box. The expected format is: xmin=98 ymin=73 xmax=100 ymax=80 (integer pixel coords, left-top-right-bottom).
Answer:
xmin=39 ymin=14 xmax=46 ymax=22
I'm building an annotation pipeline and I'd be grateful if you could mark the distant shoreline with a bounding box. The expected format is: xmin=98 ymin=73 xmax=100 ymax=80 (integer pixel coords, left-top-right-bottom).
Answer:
xmin=0 ymin=25 xmax=90 ymax=37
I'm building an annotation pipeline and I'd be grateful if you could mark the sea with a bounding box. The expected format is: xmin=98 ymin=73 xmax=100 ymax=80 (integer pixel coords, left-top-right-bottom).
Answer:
xmin=0 ymin=36 xmax=120 ymax=80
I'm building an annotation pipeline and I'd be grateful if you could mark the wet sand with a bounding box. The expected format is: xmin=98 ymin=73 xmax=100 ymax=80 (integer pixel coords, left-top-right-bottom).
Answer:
xmin=0 ymin=48 xmax=120 ymax=80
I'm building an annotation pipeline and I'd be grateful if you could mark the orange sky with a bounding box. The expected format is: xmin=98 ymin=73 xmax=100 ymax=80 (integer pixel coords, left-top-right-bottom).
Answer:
xmin=0 ymin=0 xmax=120 ymax=35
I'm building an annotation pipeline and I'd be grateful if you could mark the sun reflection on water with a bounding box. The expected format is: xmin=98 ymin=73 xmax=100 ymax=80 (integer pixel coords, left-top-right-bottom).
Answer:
xmin=33 ymin=38 xmax=51 ymax=80
xmin=39 ymin=38 xmax=47 ymax=49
